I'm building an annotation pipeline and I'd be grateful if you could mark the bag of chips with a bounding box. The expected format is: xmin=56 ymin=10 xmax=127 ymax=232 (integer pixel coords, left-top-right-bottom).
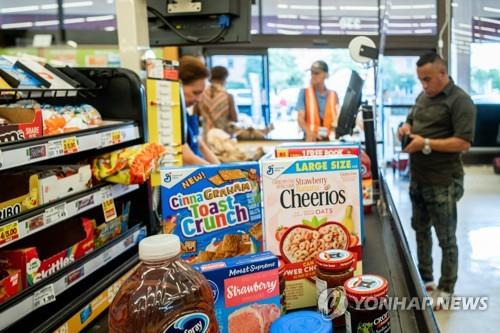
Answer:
xmin=92 ymin=143 xmax=167 ymax=184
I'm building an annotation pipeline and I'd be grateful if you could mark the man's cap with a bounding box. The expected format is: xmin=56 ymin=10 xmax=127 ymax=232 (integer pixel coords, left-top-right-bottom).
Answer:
xmin=310 ymin=60 xmax=329 ymax=73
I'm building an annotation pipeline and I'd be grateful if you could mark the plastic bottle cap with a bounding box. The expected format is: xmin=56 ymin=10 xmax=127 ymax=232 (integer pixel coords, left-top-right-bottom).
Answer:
xmin=270 ymin=311 xmax=332 ymax=333
xmin=139 ymin=234 xmax=181 ymax=261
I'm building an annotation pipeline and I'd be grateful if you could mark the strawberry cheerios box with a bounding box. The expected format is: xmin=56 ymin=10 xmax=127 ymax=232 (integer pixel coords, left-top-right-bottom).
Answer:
xmin=261 ymin=155 xmax=363 ymax=309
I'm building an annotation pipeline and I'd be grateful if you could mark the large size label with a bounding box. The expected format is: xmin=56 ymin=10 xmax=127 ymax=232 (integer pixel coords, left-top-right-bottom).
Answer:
xmin=163 ymin=313 xmax=210 ymax=333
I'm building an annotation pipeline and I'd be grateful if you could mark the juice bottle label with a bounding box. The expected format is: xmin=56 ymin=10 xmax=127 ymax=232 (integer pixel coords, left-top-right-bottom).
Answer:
xmin=163 ymin=312 xmax=210 ymax=333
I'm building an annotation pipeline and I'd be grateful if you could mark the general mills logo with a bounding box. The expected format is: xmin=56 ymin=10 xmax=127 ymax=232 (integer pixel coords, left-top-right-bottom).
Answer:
xmin=164 ymin=173 xmax=172 ymax=183
xmin=266 ymin=165 xmax=274 ymax=175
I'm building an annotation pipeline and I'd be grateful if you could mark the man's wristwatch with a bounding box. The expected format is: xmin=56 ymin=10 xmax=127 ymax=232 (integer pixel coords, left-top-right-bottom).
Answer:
xmin=422 ymin=138 xmax=432 ymax=155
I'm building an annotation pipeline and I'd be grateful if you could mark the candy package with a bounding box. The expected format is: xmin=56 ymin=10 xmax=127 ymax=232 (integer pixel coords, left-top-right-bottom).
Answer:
xmin=92 ymin=143 xmax=167 ymax=184
xmin=42 ymin=103 xmax=102 ymax=135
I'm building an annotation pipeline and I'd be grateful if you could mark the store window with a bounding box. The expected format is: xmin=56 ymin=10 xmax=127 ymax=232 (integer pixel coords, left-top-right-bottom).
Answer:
xmin=268 ymin=48 xmax=375 ymax=139
xmin=261 ymin=0 xmax=320 ymax=35
xmin=385 ymin=0 xmax=437 ymax=35
xmin=321 ymin=0 xmax=379 ymax=35
xmin=209 ymin=54 xmax=268 ymax=127
xmin=452 ymin=0 xmax=500 ymax=99
xmin=0 ymin=0 xmax=59 ymax=30
xmin=62 ymin=0 xmax=116 ymax=31
xmin=379 ymin=55 xmax=420 ymax=161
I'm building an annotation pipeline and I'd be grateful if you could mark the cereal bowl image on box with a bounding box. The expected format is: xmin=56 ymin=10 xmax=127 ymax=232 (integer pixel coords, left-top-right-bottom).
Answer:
xmin=161 ymin=163 xmax=262 ymax=263
xmin=261 ymin=155 xmax=363 ymax=309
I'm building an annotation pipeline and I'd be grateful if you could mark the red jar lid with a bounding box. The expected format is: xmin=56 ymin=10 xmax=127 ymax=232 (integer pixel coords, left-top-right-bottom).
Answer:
xmin=344 ymin=275 xmax=388 ymax=301
xmin=315 ymin=249 xmax=355 ymax=271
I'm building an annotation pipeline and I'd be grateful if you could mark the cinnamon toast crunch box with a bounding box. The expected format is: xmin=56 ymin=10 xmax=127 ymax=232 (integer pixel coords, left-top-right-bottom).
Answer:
xmin=261 ymin=155 xmax=363 ymax=309
xmin=160 ymin=163 xmax=262 ymax=263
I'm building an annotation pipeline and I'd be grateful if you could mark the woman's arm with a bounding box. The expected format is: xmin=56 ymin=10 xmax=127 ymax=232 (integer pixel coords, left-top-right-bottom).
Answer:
xmin=182 ymin=143 xmax=210 ymax=165
xmin=199 ymin=138 xmax=220 ymax=164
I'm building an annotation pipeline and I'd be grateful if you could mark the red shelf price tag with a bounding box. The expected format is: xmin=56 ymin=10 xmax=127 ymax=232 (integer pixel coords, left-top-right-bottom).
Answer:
xmin=62 ymin=137 xmax=79 ymax=154
xmin=0 ymin=221 xmax=19 ymax=246
xmin=102 ymin=198 xmax=117 ymax=222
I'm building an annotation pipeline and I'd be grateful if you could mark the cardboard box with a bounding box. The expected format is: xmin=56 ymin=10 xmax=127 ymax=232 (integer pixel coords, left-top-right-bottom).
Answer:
xmin=193 ymin=252 xmax=281 ymax=333
xmin=160 ymin=163 xmax=262 ymax=263
xmin=0 ymin=106 xmax=43 ymax=144
xmin=0 ymin=268 xmax=22 ymax=303
xmin=275 ymin=142 xmax=373 ymax=206
xmin=38 ymin=165 xmax=92 ymax=204
xmin=0 ymin=171 xmax=40 ymax=221
xmin=89 ymin=201 xmax=130 ymax=249
xmin=0 ymin=217 xmax=94 ymax=288
xmin=261 ymin=155 xmax=363 ymax=309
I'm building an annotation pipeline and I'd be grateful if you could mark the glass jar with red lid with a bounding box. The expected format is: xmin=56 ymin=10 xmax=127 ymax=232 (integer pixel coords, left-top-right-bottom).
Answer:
xmin=315 ymin=249 xmax=355 ymax=327
xmin=343 ymin=274 xmax=391 ymax=333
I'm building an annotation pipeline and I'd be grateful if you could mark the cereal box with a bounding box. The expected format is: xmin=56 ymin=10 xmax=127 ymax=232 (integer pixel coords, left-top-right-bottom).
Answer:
xmin=261 ymin=155 xmax=363 ymax=309
xmin=275 ymin=142 xmax=373 ymax=206
xmin=193 ymin=252 xmax=281 ymax=333
xmin=160 ymin=163 xmax=262 ymax=263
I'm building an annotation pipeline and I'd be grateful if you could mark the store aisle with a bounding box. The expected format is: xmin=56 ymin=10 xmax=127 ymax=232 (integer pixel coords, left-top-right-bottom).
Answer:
xmin=385 ymin=165 xmax=500 ymax=333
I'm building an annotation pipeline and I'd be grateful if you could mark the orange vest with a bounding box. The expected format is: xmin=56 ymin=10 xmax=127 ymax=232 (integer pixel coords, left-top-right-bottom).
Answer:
xmin=304 ymin=87 xmax=338 ymax=135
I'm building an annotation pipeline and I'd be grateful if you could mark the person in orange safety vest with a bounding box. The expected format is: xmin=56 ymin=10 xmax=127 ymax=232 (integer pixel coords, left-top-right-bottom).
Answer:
xmin=296 ymin=60 xmax=339 ymax=141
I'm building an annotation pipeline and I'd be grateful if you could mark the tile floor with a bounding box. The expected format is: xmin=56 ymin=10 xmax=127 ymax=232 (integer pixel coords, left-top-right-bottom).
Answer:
xmin=385 ymin=165 xmax=500 ymax=333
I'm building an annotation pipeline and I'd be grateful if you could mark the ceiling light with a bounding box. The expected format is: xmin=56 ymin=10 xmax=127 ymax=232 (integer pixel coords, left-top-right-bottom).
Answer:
xmin=63 ymin=1 xmax=94 ymax=9
xmin=277 ymin=4 xmax=288 ymax=9
xmin=41 ymin=4 xmax=58 ymax=10
xmin=1 ymin=22 xmax=34 ymax=29
xmin=1 ymin=5 xmax=39 ymax=13
xmin=414 ymin=28 xmax=433 ymax=34
xmin=64 ymin=18 xmax=85 ymax=24
xmin=277 ymin=14 xmax=298 ymax=19
xmin=34 ymin=20 xmax=60 ymax=26
xmin=276 ymin=29 xmax=302 ymax=35
xmin=483 ymin=6 xmax=500 ymax=14
xmin=86 ymin=15 xmax=115 ymax=22
xmin=289 ymin=5 xmax=319 ymax=10
xmin=267 ymin=22 xmax=305 ymax=30
xmin=479 ymin=26 xmax=496 ymax=33
xmin=104 ymin=26 xmax=116 ymax=31
xmin=479 ymin=17 xmax=500 ymax=25
xmin=339 ymin=6 xmax=378 ymax=11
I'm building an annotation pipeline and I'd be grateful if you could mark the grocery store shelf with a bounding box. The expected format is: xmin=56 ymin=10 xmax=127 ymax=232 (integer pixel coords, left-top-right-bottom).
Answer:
xmin=0 ymin=183 xmax=140 ymax=249
xmin=0 ymin=224 xmax=146 ymax=331
xmin=0 ymin=120 xmax=140 ymax=171
xmin=43 ymin=255 xmax=139 ymax=333
xmin=0 ymin=87 xmax=99 ymax=100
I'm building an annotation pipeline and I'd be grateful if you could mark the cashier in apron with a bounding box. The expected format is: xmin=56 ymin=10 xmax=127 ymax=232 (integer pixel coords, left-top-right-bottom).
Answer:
xmin=180 ymin=55 xmax=220 ymax=165
xmin=296 ymin=60 xmax=339 ymax=142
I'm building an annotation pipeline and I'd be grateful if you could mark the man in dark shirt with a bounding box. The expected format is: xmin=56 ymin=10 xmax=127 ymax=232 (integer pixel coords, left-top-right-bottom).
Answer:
xmin=398 ymin=53 xmax=476 ymax=308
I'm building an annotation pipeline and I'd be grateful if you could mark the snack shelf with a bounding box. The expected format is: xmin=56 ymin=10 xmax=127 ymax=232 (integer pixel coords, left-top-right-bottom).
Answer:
xmin=0 ymin=87 xmax=100 ymax=101
xmin=41 ymin=254 xmax=139 ymax=333
xmin=0 ymin=224 xmax=146 ymax=331
xmin=0 ymin=183 xmax=140 ymax=249
xmin=0 ymin=121 xmax=140 ymax=171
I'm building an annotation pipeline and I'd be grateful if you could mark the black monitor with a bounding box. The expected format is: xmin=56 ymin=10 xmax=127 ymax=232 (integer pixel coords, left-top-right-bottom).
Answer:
xmin=335 ymin=70 xmax=364 ymax=139
xmin=147 ymin=0 xmax=251 ymax=46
